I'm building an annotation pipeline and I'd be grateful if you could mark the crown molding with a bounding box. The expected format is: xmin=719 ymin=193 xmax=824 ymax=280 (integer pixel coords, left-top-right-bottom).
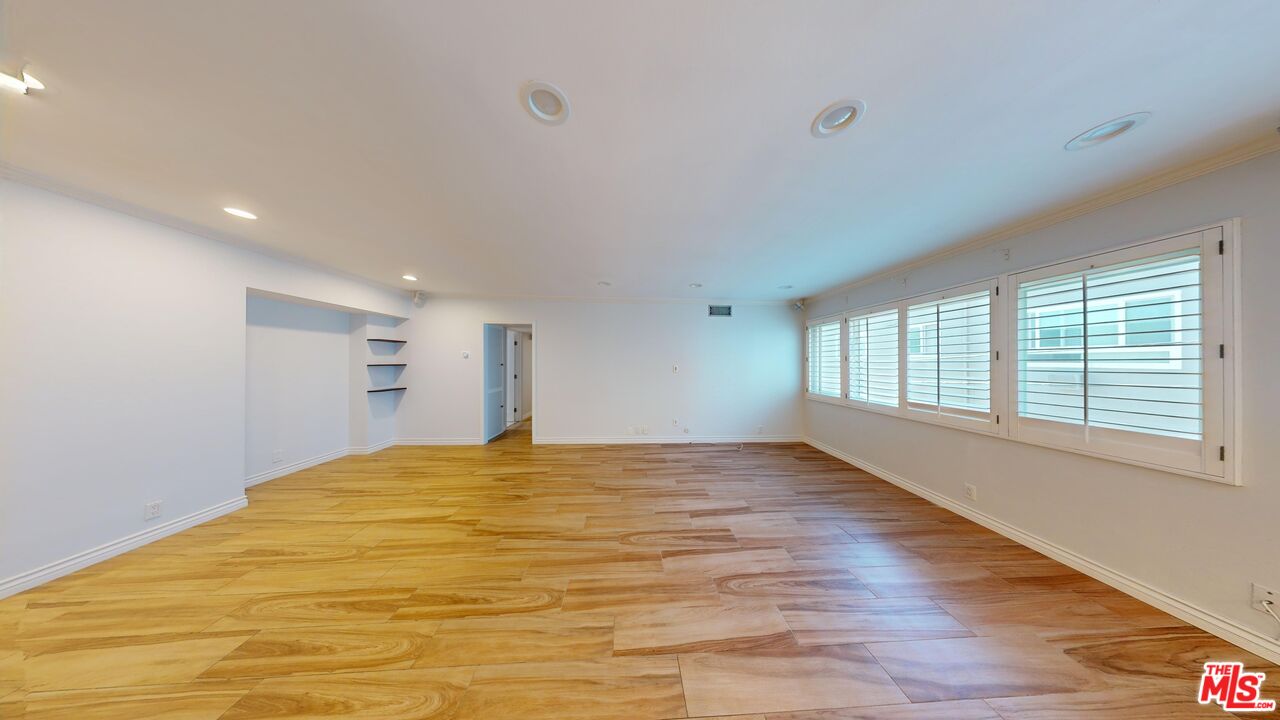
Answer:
xmin=420 ymin=291 xmax=791 ymax=307
xmin=810 ymin=133 xmax=1280 ymax=303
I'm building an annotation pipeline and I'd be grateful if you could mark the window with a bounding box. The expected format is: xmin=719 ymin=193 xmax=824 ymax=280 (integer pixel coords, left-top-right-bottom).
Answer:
xmin=1010 ymin=228 xmax=1229 ymax=478
xmin=802 ymin=223 xmax=1235 ymax=484
xmin=806 ymin=320 xmax=841 ymax=397
xmin=847 ymin=308 xmax=898 ymax=406
xmin=906 ymin=286 xmax=993 ymax=425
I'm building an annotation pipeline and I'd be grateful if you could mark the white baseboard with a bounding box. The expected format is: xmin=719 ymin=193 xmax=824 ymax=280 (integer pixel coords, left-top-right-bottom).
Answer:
xmin=245 ymin=448 xmax=348 ymax=488
xmin=803 ymin=437 xmax=1280 ymax=665
xmin=313 ymin=436 xmax=803 ymax=449
xmin=534 ymin=435 xmax=803 ymax=445
xmin=347 ymin=439 xmax=395 ymax=455
xmin=0 ymin=495 xmax=248 ymax=600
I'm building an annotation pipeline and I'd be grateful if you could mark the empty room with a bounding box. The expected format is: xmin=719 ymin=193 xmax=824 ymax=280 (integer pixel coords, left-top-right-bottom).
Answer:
xmin=2 ymin=1 xmax=1280 ymax=718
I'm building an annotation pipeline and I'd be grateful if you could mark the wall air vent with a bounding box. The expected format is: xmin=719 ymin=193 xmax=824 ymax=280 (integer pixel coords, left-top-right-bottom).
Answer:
xmin=708 ymin=305 xmax=732 ymax=317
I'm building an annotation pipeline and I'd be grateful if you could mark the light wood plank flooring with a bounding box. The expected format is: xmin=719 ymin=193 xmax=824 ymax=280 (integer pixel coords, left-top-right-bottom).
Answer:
xmin=2 ymin=422 xmax=1273 ymax=718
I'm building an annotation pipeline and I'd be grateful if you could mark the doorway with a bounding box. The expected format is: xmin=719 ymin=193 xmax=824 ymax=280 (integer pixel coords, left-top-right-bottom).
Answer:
xmin=482 ymin=322 xmax=534 ymax=443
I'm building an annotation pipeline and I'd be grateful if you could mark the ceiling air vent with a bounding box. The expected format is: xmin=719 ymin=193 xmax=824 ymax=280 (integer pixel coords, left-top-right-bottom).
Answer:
xmin=708 ymin=305 xmax=732 ymax=317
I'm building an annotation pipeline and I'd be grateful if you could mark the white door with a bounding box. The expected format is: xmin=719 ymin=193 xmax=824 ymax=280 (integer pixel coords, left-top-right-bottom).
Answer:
xmin=483 ymin=324 xmax=506 ymax=442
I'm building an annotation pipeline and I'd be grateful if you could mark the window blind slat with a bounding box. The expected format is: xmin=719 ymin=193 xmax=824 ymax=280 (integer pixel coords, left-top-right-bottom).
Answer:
xmin=1016 ymin=247 xmax=1203 ymax=441
xmin=848 ymin=309 xmax=898 ymax=406
xmin=807 ymin=320 xmax=842 ymax=397
xmin=907 ymin=289 xmax=991 ymax=418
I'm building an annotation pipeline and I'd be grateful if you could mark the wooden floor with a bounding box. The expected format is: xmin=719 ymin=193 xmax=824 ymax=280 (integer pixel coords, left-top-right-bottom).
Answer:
xmin=1 ymin=421 xmax=1272 ymax=719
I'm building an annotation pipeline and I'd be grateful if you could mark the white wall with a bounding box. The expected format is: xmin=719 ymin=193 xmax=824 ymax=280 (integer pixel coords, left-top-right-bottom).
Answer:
xmin=245 ymin=296 xmax=351 ymax=484
xmin=805 ymin=150 xmax=1280 ymax=661
xmin=0 ymin=180 xmax=409 ymax=594
xmin=0 ymin=179 xmax=801 ymax=594
xmin=399 ymin=298 xmax=803 ymax=443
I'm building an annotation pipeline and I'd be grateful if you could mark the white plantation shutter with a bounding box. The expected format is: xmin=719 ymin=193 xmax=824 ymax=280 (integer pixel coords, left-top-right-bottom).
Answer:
xmin=848 ymin=309 xmax=898 ymax=406
xmin=1011 ymin=229 xmax=1227 ymax=478
xmin=1018 ymin=248 xmax=1203 ymax=437
xmin=1016 ymin=271 xmax=1086 ymax=426
xmin=807 ymin=320 xmax=842 ymax=397
xmin=802 ymin=223 xmax=1233 ymax=482
xmin=906 ymin=288 xmax=992 ymax=421
xmin=1082 ymin=249 xmax=1202 ymax=438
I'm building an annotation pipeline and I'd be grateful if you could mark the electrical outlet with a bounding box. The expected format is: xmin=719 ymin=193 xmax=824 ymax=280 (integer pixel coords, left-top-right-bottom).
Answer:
xmin=272 ymin=449 xmax=284 ymax=464
xmin=682 ymin=427 xmax=689 ymax=434
xmin=963 ymin=483 xmax=978 ymax=501
xmin=640 ymin=426 xmax=649 ymax=435
xmin=143 ymin=501 xmax=162 ymax=521
xmin=757 ymin=425 xmax=764 ymax=435
xmin=1251 ymin=583 xmax=1278 ymax=613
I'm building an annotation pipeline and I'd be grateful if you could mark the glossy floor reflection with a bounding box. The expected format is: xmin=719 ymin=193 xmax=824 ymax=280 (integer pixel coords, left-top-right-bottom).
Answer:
xmin=2 ymin=422 xmax=1272 ymax=718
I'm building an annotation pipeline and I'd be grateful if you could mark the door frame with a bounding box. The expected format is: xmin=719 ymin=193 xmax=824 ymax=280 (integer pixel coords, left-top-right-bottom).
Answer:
xmin=505 ymin=329 xmax=522 ymax=425
xmin=480 ymin=320 xmax=536 ymax=443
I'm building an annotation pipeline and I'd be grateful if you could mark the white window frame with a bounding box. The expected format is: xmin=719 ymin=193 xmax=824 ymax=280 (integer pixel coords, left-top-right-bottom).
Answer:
xmin=804 ymin=219 xmax=1241 ymax=486
xmin=804 ymin=280 xmax=1003 ymax=436
xmin=1005 ymin=224 xmax=1238 ymax=484
xmin=902 ymin=279 xmax=1001 ymax=434
xmin=805 ymin=315 xmax=845 ymax=401
xmin=845 ymin=301 xmax=900 ymax=410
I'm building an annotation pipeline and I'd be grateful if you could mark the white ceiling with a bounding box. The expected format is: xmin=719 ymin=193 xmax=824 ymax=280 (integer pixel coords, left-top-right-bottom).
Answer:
xmin=3 ymin=0 xmax=1279 ymax=301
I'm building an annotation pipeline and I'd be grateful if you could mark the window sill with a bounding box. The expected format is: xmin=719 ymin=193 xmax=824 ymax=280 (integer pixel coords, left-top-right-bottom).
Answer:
xmin=805 ymin=392 xmax=846 ymax=408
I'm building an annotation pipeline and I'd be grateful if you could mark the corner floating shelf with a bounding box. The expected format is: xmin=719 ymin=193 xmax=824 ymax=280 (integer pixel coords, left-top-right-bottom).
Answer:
xmin=366 ymin=333 xmax=406 ymax=396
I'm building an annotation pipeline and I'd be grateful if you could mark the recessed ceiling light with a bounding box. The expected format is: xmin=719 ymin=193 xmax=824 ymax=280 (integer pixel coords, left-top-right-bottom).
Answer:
xmin=402 ymin=274 xmax=418 ymax=282
xmin=0 ymin=71 xmax=28 ymax=94
xmin=811 ymin=99 xmax=866 ymax=138
xmin=689 ymin=283 xmax=702 ymax=288
xmin=521 ymin=81 xmax=570 ymax=126
xmin=223 ymin=207 xmax=258 ymax=220
xmin=778 ymin=284 xmax=794 ymax=290
xmin=0 ymin=65 xmax=46 ymax=94
xmin=21 ymin=66 xmax=44 ymax=91
xmin=597 ymin=280 xmax=612 ymax=287
xmin=1065 ymin=112 xmax=1150 ymax=151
